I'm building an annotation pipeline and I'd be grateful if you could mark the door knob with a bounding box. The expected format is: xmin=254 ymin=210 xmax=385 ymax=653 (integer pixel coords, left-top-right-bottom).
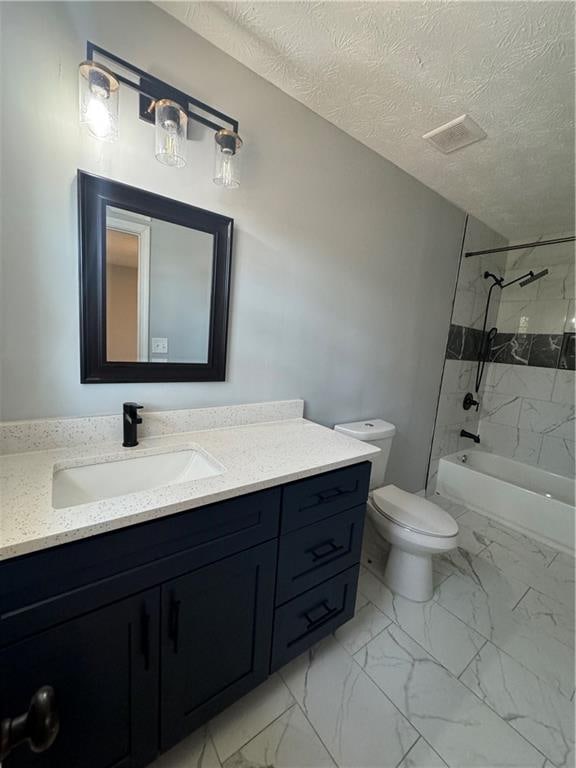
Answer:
xmin=0 ymin=686 xmax=59 ymax=760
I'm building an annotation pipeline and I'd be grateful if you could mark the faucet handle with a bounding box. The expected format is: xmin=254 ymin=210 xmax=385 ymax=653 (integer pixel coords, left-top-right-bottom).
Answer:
xmin=123 ymin=402 xmax=143 ymax=422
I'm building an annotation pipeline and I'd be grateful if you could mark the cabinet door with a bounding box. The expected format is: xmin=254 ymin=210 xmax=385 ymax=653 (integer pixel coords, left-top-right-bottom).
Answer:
xmin=160 ymin=541 xmax=276 ymax=751
xmin=1 ymin=590 xmax=159 ymax=768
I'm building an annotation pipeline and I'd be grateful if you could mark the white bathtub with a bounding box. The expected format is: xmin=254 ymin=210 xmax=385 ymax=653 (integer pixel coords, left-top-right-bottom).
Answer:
xmin=437 ymin=450 xmax=575 ymax=555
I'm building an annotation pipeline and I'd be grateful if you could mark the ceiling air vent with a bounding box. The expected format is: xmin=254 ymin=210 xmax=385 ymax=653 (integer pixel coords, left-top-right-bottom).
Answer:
xmin=423 ymin=114 xmax=486 ymax=154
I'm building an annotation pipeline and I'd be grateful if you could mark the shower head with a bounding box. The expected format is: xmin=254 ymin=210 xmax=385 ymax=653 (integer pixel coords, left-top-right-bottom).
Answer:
xmin=519 ymin=269 xmax=549 ymax=287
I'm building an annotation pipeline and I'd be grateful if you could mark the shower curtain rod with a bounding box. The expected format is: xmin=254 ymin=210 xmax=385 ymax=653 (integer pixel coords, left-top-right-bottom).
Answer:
xmin=465 ymin=235 xmax=575 ymax=258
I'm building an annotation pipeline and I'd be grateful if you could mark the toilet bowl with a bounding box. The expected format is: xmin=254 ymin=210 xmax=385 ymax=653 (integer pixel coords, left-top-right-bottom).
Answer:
xmin=367 ymin=485 xmax=458 ymax=601
xmin=334 ymin=419 xmax=459 ymax=602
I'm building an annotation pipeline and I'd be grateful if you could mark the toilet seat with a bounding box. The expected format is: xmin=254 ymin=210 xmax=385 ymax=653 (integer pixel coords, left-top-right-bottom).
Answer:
xmin=371 ymin=485 xmax=458 ymax=538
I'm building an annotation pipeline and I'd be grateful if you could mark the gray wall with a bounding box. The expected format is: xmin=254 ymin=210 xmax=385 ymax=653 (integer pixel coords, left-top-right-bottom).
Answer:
xmin=148 ymin=220 xmax=213 ymax=363
xmin=0 ymin=1 xmax=466 ymax=491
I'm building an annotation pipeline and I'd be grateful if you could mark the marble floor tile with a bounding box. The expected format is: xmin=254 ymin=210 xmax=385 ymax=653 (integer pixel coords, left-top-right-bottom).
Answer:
xmin=455 ymin=523 xmax=491 ymax=555
xmin=513 ymin=587 xmax=575 ymax=649
xmin=487 ymin=610 xmax=576 ymax=702
xmin=355 ymin=623 xmax=546 ymax=768
xmin=354 ymin=589 xmax=369 ymax=613
xmin=434 ymin=548 xmax=529 ymax=630
xmin=397 ymin=738 xmax=448 ymax=768
xmin=547 ymin=552 xmax=575 ymax=586
xmin=150 ymin=726 xmax=221 ymax=768
xmin=358 ymin=567 xmax=486 ymax=676
xmin=334 ymin=600 xmax=391 ymax=655
xmin=435 ymin=555 xmax=575 ymax=699
xmin=455 ymin=510 xmax=559 ymax=567
xmin=222 ymin=705 xmax=335 ymax=768
xmin=479 ymin=543 xmax=575 ymax=610
xmin=460 ymin=642 xmax=575 ymax=768
xmin=280 ymin=635 xmax=418 ymax=767
xmin=209 ymin=675 xmax=294 ymax=763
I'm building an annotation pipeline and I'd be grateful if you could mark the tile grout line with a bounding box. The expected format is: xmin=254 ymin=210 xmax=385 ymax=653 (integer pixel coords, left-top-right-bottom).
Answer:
xmin=510 ymin=585 xmax=532 ymax=612
xmin=209 ymin=695 xmax=297 ymax=765
xmin=291 ymin=700 xmax=338 ymax=768
xmin=456 ymin=638 xmax=488 ymax=680
xmin=207 ymin=730 xmax=223 ymax=768
xmin=334 ymin=612 xmax=393 ymax=658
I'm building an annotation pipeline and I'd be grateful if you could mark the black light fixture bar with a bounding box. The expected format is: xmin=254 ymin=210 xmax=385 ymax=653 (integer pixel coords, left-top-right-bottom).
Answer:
xmin=465 ymin=235 xmax=575 ymax=258
xmin=86 ymin=42 xmax=239 ymax=135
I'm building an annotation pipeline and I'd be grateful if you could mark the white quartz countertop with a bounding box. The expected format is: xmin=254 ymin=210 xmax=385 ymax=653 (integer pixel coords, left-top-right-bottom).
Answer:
xmin=0 ymin=418 xmax=378 ymax=561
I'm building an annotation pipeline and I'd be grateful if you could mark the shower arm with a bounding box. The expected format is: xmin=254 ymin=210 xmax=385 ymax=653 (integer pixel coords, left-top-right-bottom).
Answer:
xmin=501 ymin=270 xmax=534 ymax=289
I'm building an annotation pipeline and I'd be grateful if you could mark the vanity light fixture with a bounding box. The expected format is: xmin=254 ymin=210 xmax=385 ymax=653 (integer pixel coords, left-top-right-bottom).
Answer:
xmin=155 ymin=99 xmax=188 ymax=168
xmin=214 ymin=129 xmax=243 ymax=188
xmin=79 ymin=61 xmax=119 ymax=141
xmin=78 ymin=43 xmax=243 ymax=187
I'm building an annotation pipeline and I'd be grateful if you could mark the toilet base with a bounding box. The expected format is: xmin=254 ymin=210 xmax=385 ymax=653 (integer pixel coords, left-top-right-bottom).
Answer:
xmin=384 ymin=545 xmax=433 ymax=602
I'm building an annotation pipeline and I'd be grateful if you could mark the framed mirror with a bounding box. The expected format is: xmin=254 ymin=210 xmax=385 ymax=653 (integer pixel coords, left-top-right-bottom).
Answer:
xmin=78 ymin=171 xmax=232 ymax=383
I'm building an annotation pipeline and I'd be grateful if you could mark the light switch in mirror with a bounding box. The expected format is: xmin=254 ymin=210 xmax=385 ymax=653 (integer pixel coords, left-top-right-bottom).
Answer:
xmin=105 ymin=206 xmax=214 ymax=364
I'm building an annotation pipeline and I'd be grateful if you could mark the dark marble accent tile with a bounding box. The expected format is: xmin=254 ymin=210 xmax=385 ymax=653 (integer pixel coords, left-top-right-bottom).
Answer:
xmin=559 ymin=332 xmax=575 ymax=370
xmin=463 ymin=327 xmax=483 ymax=362
xmin=447 ymin=325 xmax=483 ymax=362
xmin=528 ymin=334 xmax=562 ymax=368
xmin=446 ymin=324 xmax=465 ymax=360
xmin=489 ymin=333 xmax=531 ymax=365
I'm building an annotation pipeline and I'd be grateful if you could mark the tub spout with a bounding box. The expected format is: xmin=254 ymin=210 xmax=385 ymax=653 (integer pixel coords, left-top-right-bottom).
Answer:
xmin=460 ymin=429 xmax=480 ymax=444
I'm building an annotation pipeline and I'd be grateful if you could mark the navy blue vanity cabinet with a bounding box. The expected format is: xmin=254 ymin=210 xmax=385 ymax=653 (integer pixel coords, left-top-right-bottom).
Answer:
xmin=0 ymin=463 xmax=370 ymax=768
xmin=160 ymin=541 xmax=276 ymax=751
xmin=1 ymin=590 xmax=160 ymax=768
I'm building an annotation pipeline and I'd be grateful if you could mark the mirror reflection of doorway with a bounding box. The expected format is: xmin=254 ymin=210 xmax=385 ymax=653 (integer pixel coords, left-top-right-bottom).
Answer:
xmin=105 ymin=213 xmax=151 ymax=362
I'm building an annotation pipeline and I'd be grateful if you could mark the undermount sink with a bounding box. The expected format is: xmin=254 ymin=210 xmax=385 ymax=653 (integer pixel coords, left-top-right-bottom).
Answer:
xmin=52 ymin=447 xmax=224 ymax=509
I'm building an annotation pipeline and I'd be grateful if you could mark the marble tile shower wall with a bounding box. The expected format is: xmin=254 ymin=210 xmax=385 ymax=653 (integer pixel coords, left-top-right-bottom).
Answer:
xmin=427 ymin=216 xmax=508 ymax=491
xmin=478 ymin=239 xmax=575 ymax=477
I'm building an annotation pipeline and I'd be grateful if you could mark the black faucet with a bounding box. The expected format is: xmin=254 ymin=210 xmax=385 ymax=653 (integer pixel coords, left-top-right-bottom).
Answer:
xmin=123 ymin=402 xmax=143 ymax=447
xmin=460 ymin=429 xmax=480 ymax=444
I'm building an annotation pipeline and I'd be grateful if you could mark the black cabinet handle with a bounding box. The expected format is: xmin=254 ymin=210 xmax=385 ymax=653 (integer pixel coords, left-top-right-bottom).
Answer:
xmin=306 ymin=538 xmax=345 ymax=562
xmin=0 ymin=686 xmax=59 ymax=760
xmin=140 ymin=605 xmax=151 ymax=671
xmin=302 ymin=600 xmax=338 ymax=630
xmin=168 ymin=595 xmax=181 ymax=654
xmin=317 ymin=488 xmax=342 ymax=502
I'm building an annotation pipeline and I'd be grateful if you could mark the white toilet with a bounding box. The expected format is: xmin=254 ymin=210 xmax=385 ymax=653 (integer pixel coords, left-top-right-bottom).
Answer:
xmin=334 ymin=419 xmax=459 ymax=602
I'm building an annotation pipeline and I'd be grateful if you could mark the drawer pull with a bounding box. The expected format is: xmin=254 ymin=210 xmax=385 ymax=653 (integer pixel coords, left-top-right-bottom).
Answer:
xmin=302 ymin=600 xmax=338 ymax=630
xmin=307 ymin=539 xmax=344 ymax=562
xmin=317 ymin=488 xmax=343 ymax=502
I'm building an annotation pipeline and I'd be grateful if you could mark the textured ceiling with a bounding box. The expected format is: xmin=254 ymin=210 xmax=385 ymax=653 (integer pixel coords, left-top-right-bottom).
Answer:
xmin=157 ymin=1 xmax=575 ymax=239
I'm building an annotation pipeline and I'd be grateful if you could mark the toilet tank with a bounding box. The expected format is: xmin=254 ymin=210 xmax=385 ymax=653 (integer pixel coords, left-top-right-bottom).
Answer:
xmin=334 ymin=419 xmax=396 ymax=490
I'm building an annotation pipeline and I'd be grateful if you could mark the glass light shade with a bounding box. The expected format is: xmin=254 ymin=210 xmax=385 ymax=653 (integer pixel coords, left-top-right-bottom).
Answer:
xmin=213 ymin=129 xmax=242 ymax=188
xmin=155 ymin=99 xmax=187 ymax=167
xmin=78 ymin=61 xmax=119 ymax=142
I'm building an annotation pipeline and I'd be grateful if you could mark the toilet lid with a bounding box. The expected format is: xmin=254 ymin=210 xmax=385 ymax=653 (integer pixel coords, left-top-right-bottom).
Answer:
xmin=372 ymin=485 xmax=458 ymax=538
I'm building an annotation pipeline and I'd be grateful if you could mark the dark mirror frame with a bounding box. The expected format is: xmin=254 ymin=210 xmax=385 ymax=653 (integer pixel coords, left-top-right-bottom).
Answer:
xmin=78 ymin=171 xmax=233 ymax=383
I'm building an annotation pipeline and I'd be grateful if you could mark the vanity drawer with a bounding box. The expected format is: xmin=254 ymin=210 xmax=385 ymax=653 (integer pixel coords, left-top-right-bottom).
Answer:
xmin=281 ymin=463 xmax=370 ymax=533
xmin=276 ymin=505 xmax=365 ymax=604
xmin=270 ymin=565 xmax=359 ymax=671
